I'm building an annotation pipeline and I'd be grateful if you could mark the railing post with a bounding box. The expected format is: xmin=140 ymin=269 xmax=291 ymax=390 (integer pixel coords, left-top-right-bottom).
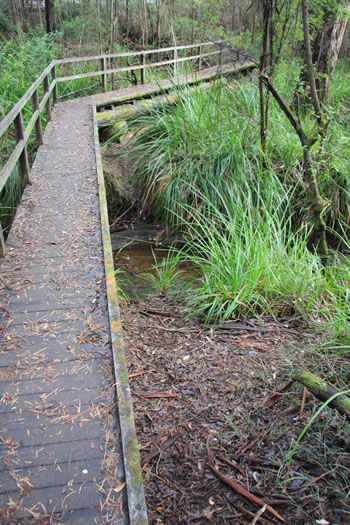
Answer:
xmin=219 ymin=40 xmax=223 ymax=68
xmin=51 ymin=64 xmax=57 ymax=104
xmin=198 ymin=45 xmax=202 ymax=71
xmin=43 ymin=75 xmax=52 ymax=121
xmin=173 ymin=47 xmax=178 ymax=76
xmin=101 ymin=57 xmax=107 ymax=91
xmin=31 ymin=89 xmax=43 ymax=146
xmin=0 ymin=223 xmax=5 ymax=258
xmin=14 ymin=111 xmax=30 ymax=184
xmin=140 ymin=52 xmax=145 ymax=84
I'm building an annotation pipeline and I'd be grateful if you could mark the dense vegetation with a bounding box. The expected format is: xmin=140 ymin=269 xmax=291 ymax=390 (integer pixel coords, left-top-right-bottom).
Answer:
xmin=115 ymin=62 xmax=349 ymax=346
xmin=0 ymin=0 xmax=349 ymax=521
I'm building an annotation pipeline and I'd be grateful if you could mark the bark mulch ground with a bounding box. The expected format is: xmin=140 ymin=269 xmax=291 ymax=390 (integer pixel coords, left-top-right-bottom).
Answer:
xmin=121 ymin=295 xmax=350 ymax=525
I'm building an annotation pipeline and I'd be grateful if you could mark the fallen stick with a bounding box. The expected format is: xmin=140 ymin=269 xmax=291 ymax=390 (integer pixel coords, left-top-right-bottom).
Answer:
xmin=235 ymin=430 xmax=265 ymax=460
xmin=142 ymin=434 xmax=179 ymax=465
xmin=206 ymin=439 xmax=285 ymax=523
xmin=263 ymin=380 xmax=294 ymax=408
xmin=136 ymin=392 xmax=179 ymax=399
xmin=294 ymin=371 xmax=350 ymax=421
xmin=128 ymin=371 xmax=149 ymax=379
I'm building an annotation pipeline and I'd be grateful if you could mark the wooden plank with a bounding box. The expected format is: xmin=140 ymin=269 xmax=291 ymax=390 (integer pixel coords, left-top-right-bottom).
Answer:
xmin=0 ymin=458 xmax=103 ymax=494
xmin=1 ymin=438 xmax=104 ymax=470
xmin=0 ymin=388 xmax=106 ymax=416
xmin=14 ymin=112 xmax=30 ymax=185
xmin=31 ymin=90 xmax=43 ymax=146
xmin=43 ymin=75 xmax=52 ymax=121
xmin=0 ymin=416 xmax=104 ymax=449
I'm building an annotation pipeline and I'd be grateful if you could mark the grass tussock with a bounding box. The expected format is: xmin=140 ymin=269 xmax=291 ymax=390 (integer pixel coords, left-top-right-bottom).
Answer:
xmin=115 ymin=61 xmax=349 ymax=349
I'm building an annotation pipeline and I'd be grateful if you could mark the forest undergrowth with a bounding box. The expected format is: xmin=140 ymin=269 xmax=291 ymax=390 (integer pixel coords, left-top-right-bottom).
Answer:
xmin=106 ymin=61 xmax=350 ymax=522
xmin=111 ymin=59 xmax=349 ymax=369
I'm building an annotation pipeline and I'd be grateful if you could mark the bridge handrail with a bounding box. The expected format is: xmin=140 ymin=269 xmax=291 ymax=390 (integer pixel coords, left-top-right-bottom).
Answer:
xmin=0 ymin=40 xmax=227 ymax=255
xmin=0 ymin=40 xmax=223 ymax=199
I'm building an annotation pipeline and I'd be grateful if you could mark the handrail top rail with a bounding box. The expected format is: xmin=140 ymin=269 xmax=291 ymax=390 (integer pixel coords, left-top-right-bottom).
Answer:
xmin=54 ymin=40 xmax=223 ymax=65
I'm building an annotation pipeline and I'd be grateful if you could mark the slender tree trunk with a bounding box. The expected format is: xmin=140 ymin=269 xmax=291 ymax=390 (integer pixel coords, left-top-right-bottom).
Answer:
xmin=260 ymin=75 xmax=328 ymax=265
xmin=157 ymin=0 xmax=161 ymax=49
xmin=45 ymin=0 xmax=52 ymax=33
xmin=259 ymin=0 xmax=273 ymax=159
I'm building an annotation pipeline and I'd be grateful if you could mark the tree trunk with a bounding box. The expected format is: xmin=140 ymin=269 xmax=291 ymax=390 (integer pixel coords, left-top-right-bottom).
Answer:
xmin=312 ymin=4 xmax=349 ymax=104
xmin=45 ymin=0 xmax=52 ymax=33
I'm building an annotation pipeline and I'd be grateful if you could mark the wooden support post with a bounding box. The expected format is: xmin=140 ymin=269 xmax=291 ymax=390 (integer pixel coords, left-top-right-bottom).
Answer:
xmin=198 ymin=45 xmax=202 ymax=71
xmin=43 ymin=75 xmax=52 ymax=121
xmin=14 ymin=111 xmax=30 ymax=184
xmin=51 ymin=65 xmax=57 ymax=104
xmin=219 ymin=40 xmax=223 ymax=68
xmin=140 ymin=52 xmax=145 ymax=84
xmin=0 ymin=223 xmax=5 ymax=258
xmin=111 ymin=57 xmax=115 ymax=90
xmin=101 ymin=57 xmax=107 ymax=91
xmin=173 ymin=47 xmax=178 ymax=76
xmin=31 ymin=89 xmax=43 ymax=146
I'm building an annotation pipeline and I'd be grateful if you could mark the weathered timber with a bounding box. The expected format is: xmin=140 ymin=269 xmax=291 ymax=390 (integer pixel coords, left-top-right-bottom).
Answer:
xmin=93 ymin=105 xmax=148 ymax=525
xmin=295 ymin=371 xmax=350 ymax=420
xmin=97 ymin=93 xmax=178 ymax=127
xmin=95 ymin=62 xmax=255 ymax=111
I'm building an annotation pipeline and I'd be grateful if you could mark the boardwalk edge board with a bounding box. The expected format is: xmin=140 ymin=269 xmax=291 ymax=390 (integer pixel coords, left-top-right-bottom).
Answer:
xmin=93 ymin=105 xmax=149 ymax=525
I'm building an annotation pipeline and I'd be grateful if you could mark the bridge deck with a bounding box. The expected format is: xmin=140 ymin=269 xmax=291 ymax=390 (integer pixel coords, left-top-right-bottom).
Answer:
xmin=0 ymin=64 xmax=247 ymax=523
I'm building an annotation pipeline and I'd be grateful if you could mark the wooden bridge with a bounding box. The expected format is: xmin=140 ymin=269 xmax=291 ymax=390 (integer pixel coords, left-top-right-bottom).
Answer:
xmin=0 ymin=42 xmax=254 ymax=523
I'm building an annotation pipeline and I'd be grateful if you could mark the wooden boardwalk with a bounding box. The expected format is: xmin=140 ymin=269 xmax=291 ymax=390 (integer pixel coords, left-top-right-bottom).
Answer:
xmin=0 ymin=64 xmax=253 ymax=523
xmin=0 ymin=87 xmax=146 ymax=523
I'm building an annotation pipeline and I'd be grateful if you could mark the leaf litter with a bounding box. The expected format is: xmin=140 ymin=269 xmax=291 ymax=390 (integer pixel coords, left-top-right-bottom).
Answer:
xmin=121 ymin=295 xmax=350 ymax=524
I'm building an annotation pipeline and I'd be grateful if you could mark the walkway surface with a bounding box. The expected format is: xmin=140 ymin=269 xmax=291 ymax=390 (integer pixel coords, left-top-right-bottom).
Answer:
xmin=0 ymin=90 xmax=135 ymax=523
xmin=0 ymin=63 xmax=251 ymax=523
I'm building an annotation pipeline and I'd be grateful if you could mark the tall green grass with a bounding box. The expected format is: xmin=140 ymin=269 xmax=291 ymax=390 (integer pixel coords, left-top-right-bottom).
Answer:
xmin=114 ymin=61 xmax=349 ymax=346
xmin=120 ymin=60 xmax=349 ymax=233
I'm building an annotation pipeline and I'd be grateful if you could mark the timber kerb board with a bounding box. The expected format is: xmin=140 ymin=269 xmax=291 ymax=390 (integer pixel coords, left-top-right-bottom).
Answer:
xmin=0 ymin=40 xmax=225 ymax=258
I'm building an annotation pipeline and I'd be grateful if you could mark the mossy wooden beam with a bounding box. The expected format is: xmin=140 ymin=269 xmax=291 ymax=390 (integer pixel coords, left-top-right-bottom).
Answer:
xmin=93 ymin=106 xmax=148 ymax=524
xmin=294 ymin=371 xmax=350 ymax=420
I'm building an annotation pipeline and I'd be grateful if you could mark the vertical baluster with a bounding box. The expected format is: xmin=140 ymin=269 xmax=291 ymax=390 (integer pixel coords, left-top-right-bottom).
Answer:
xmin=0 ymin=223 xmax=5 ymax=258
xmin=51 ymin=64 xmax=57 ymax=104
xmin=43 ymin=75 xmax=52 ymax=121
xmin=198 ymin=45 xmax=202 ymax=71
xmin=101 ymin=57 xmax=107 ymax=91
xmin=14 ymin=111 xmax=30 ymax=185
xmin=173 ymin=47 xmax=178 ymax=76
xmin=219 ymin=40 xmax=223 ymax=68
xmin=140 ymin=52 xmax=145 ymax=84
xmin=31 ymin=89 xmax=43 ymax=146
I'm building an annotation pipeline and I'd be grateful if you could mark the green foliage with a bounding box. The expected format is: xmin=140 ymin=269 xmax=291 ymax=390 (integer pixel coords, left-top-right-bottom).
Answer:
xmin=116 ymin=63 xmax=349 ymax=340
xmin=0 ymin=31 xmax=58 ymax=117
xmin=121 ymin=62 xmax=349 ymax=233
xmin=142 ymin=248 xmax=185 ymax=294
xmin=0 ymin=31 xmax=58 ymax=234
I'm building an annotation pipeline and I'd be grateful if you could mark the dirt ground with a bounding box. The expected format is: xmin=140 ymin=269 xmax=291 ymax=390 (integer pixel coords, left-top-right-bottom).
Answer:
xmin=121 ymin=295 xmax=350 ymax=525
